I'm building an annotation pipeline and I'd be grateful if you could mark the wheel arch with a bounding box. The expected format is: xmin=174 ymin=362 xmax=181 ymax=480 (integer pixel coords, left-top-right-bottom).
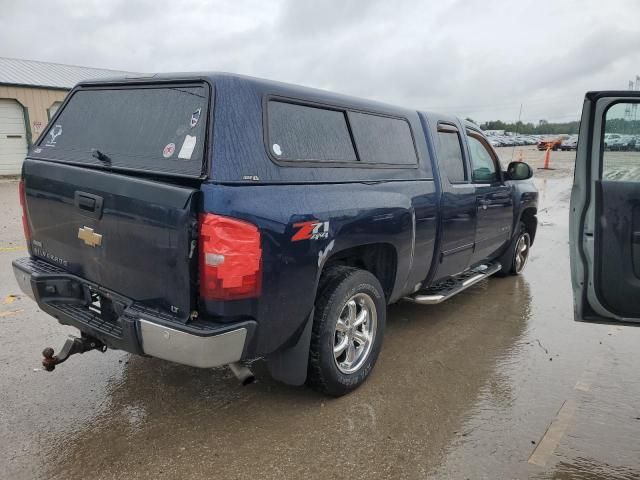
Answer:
xmin=320 ymin=242 xmax=398 ymax=303
xmin=520 ymin=207 xmax=538 ymax=245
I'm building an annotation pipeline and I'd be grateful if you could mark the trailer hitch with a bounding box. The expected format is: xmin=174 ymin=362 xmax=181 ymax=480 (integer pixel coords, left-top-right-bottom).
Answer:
xmin=42 ymin=334 xmax=107 ymax=371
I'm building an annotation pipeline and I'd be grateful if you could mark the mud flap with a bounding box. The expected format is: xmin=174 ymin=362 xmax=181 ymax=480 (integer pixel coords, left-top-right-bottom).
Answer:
xmin=266 ymin=308 xmax=314 ymax=386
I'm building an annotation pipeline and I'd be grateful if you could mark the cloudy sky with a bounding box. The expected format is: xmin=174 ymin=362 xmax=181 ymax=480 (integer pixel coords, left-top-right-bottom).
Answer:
xmin=2 ymin=0 xmax=639 ymax=123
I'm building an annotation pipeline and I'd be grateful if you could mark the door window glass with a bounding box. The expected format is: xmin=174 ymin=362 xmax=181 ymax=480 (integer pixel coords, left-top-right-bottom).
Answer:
xmin=436 ymin=130 xmax=466 ymax=183
xmin=468 ymin=134 xmax=498 ymax=183
xmin=603 ymin=102 xmax=640 ymax=181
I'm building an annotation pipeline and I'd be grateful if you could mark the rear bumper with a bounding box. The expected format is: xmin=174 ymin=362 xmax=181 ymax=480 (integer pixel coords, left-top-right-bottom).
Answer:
xmin=13 ymin=257 xmax=254 ymax=368
xmin=137 ymin=319 xmax=247 ymax=368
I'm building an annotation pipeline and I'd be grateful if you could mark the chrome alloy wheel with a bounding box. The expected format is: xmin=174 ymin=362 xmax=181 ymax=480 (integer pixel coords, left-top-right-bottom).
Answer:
xmin=333 ymin=293 xmax=377 ymax=374
xmin=514 ymin=232 xmax=531 ymax=273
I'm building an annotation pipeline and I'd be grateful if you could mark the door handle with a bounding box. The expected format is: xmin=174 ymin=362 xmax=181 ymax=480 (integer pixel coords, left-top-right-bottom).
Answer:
xmin=74 ymin=191 xmax=104 ymax=219
xmin=490 ymin=193 xmax=511 ymax=200
xmin=77 ymin=195 xmax=96 ymax=211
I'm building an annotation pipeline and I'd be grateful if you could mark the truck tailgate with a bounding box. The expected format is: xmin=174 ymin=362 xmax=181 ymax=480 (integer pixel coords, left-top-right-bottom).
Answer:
xmin=23 ymin=159 xmax=198 ymax=318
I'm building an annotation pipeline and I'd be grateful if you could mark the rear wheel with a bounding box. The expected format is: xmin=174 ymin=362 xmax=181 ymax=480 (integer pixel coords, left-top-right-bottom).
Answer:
xmin=307 ymin=267 xmax=386 ymax=396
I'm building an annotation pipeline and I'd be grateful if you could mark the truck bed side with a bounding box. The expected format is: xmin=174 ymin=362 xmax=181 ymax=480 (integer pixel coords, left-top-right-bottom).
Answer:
xmin=201 ymin=180 xmax=438 ymax=356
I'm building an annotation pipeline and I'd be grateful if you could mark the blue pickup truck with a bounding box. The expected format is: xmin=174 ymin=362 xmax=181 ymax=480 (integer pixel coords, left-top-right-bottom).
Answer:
xmin=13 ymin=73 xmax=537 ymax=396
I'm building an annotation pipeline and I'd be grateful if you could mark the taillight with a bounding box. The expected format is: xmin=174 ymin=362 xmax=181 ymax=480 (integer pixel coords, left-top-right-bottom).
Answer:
xmin=198 ymin=213 xmax=262 ymax=301
xmin=18 ymin=180 xmax=31 ymax=243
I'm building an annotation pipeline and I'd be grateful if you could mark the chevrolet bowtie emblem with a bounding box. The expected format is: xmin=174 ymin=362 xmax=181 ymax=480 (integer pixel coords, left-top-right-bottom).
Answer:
xmin=78 ymin=226 xmax=102 ymax=247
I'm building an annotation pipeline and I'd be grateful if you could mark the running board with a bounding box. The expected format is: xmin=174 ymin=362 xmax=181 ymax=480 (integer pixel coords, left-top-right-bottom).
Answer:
xmin=404 ymin=262 xmax=502 ymax=305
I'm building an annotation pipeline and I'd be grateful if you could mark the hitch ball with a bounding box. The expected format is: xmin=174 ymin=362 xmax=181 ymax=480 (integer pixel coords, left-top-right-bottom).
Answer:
xmin=41 ymin=335 xmax=106 ymax=372
xmin=42 ymin=347 xmax=57 ymax=371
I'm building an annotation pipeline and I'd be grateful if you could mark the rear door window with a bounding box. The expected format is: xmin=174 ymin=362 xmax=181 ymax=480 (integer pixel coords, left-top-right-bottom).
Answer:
xmin=436 ymin=126 xmax=467 ymax=183
xmin=267 ymin=101 xmax=357 ymax=162
xmin=35 ymin=84 xmax=210 ymax=178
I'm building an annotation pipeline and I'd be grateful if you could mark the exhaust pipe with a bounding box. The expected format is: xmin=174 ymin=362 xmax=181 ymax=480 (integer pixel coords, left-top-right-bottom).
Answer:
xmin=228 ymin=362 xmax=255 ymax=386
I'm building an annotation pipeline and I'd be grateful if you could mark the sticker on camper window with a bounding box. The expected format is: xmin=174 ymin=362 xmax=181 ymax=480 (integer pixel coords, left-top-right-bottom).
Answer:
xmin=272 ymin=143 xmax=282 ymax=156
xmin=190 ymin=108 xmax=201 ymax=128
xmin=45 ymin=124 xmax=63 ymax=147
xmin=163 ymin=143 xmax=176 ymax=158
xmin=178 ymin=135 xmax=197 ymax=160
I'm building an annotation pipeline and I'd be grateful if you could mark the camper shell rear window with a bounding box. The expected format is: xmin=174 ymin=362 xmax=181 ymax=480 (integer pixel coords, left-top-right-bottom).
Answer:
xmin=35 ymin=83 xmax=210 ymax=178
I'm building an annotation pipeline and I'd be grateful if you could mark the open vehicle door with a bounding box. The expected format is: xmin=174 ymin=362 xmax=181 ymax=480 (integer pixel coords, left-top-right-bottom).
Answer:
xmin=571 ymin=91 xmax=640 ymax=324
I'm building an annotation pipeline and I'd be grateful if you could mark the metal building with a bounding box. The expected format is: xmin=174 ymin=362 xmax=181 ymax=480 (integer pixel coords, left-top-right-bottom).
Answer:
xmin=0 ymin=57 xmax=133 ymax=175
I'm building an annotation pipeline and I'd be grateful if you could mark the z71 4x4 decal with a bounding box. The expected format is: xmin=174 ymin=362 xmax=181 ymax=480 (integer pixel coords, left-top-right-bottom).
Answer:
xmin=291 ymin=220 xmax=330 ymax=242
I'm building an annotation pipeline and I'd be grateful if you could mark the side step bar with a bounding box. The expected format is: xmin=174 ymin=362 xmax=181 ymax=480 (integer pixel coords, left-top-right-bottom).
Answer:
xmin=404 ymin=262 xmax=502 ymax=305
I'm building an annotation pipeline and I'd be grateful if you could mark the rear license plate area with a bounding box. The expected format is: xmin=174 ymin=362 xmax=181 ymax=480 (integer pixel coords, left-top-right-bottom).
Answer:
xmin=87 ymin=288 xmax=123 ymax=324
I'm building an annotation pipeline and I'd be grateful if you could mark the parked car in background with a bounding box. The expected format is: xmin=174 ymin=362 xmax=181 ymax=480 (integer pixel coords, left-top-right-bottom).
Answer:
xmin=603 ymin=133 xmax=621 ymax=150
xmin=561 ymin=135 xmax=579 ymax=151
xmin=608 ymin=134 xmax=636 ymax=151
xmin=482 ymin=133 xmax=538 ymax=148
xmin=537 ymin=137 xmax=565 ymax=151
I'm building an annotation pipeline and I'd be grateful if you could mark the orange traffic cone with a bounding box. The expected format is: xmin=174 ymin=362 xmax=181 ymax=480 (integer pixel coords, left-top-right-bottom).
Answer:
xmin=538 ymin=147 xmax=554 ymax=170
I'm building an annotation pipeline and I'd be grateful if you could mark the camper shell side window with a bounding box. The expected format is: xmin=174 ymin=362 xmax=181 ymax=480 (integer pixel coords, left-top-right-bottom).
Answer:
xmin=264 ymin=97 xmax=421 ymax=171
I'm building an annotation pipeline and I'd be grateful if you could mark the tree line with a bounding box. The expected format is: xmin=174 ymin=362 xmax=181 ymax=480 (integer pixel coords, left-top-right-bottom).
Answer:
xmin=604 ymin=118 xmax=640 ymax=135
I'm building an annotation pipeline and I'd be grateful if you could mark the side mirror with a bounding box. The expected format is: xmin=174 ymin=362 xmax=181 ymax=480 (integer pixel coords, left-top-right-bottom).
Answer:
xmin=507 ymin=161 xmax=533 ymax=180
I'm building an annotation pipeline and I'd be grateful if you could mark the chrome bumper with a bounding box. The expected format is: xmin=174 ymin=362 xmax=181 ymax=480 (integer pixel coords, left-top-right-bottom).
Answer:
xmin=138 ymin=320 xmax=247 ymax=368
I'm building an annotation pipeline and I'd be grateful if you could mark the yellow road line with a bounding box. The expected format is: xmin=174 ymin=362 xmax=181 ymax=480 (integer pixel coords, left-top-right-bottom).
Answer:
xmin=528 ymin=399 xmax=578 ymax=467
xmin=574 ymin=380 xmax=591 ymax=392
xmin=573 ymin=354 xmax=605 ymax=393
xmin=0 ymin=246 xmax=26 ymax=252
xmin=0 ymin=309 xmax=24 ymax=318
xmin=607 ymin=325 xmax=622 ymax=336
xmin=3 ymin=295 xmax=19 ymax=305
xmin=529 ymin=353 xmax=606 ymax=466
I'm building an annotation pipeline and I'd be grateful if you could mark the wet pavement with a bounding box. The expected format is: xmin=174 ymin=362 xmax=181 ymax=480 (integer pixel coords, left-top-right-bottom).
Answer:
xmin=1 ymin=150 xmax=640 ymax=479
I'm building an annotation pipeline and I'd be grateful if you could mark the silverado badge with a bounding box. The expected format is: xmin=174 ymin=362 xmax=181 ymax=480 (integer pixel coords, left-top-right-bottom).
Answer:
xmin=78 ymin=226 xmax=102 ymax=247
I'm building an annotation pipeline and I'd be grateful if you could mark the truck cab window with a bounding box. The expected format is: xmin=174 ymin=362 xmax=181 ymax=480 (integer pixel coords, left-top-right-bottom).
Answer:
xmin=467 ymin=134 xmax=498 ymax=183
xmin=436 ymin=129 xmax=466 ymax=183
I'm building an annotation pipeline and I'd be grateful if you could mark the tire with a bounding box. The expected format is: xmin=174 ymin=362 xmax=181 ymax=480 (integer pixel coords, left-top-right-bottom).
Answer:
xmin=307 ymin=267 xmax=386 ymax=396
xmin=497 ymin=222 xmax=531 ymax=276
